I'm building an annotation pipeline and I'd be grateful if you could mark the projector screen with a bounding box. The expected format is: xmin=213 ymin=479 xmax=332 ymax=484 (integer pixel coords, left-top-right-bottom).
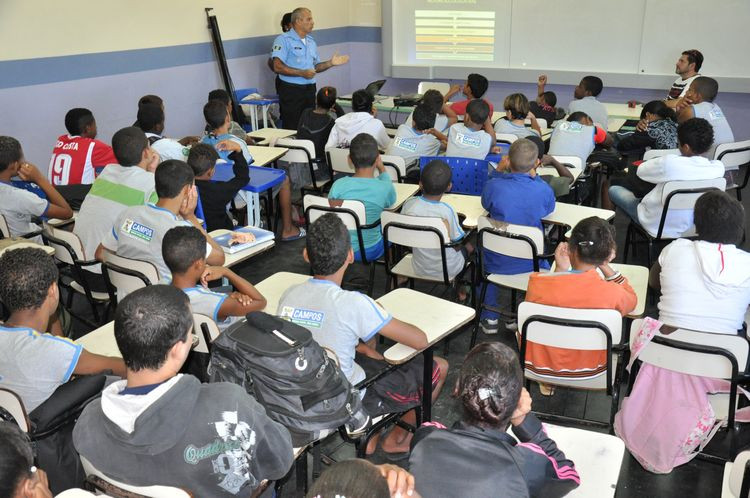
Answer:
xmin=382 ymin=0 xmax=750 ymax=92
xmin=391 ymin=0 xmax=510 ymax=68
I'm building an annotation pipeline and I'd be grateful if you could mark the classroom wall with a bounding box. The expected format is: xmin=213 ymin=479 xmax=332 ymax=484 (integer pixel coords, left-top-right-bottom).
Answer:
xmin=1 ymin=0 xmax=748 ymax=170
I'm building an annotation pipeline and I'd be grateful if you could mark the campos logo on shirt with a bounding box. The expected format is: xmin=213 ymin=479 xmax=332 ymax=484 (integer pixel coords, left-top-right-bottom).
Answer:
xmin=558 ymin=122 xmax=583 ymax=133
xmin=121 ymin=219 xmax=154 ymax=243
xmin=280 ymin=306 xmax=325 ymax=328
xmin=709 ymin=108 xmax=725 ymax=120
xmin=394 ymin=137 xmax=418 ymax=152
xmin=456 ymin=132 xmax=481 ymax=148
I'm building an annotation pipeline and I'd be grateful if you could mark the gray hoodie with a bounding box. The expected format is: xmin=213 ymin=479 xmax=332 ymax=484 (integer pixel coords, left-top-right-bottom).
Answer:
xmin=73 ymin=375 xmax=293 ymax=496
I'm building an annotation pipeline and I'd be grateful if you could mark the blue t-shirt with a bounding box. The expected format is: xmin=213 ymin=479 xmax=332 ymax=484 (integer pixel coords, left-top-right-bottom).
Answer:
xmin=328 ymin=172 xmax=396 ymax=251
xmin=480 ymin=173 xmax=555 ymax=274
xmin=271 ymin=30 xmax=320 ymax=85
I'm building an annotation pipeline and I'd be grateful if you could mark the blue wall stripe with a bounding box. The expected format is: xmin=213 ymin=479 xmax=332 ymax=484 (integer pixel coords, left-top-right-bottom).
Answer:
xmin=0 ymin=26 xmax=381 ymax=90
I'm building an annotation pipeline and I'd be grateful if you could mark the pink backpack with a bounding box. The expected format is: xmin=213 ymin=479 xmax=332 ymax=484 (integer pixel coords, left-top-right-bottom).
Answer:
xmin=614 ymin=317 xmax=750 ymax=473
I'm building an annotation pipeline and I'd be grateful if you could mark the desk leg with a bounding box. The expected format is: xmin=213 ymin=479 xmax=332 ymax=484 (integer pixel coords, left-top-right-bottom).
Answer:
xmin=421 ymin=347 xmax=434 ymax=423
xmin=262 ymin=104 xmax=270 ymax=129
xmin=250 ymin=106 xmax=259 ymax=132
xmin=244 ymin=191 xmax=261 ymax=227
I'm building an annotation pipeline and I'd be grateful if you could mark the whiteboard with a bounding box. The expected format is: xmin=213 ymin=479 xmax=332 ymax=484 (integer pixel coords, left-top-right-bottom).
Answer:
xmin=638 ymin=0 xmax=750 ymax=78
xmin=509 ymin=0 xmax=647 ymax=74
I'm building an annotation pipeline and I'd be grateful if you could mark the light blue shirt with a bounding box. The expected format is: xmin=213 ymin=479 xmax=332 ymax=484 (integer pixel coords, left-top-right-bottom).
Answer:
xmin=445 ymin=123 xmax=492 ymax=160
xmin=200 ymin=133 xmax=253 ymax=164
xmin=271 ymin=30 xmax=320 ymax=85
xmin=329 ymin=172 xmax=396 ymax=251
xmin=385 ymin=125 xmax=441 ymax=167
xmin=568 ymin=96 xmax=608 ymax=129
xmin=183 ymin=287 xmax=242 ymax=333
xmin=494 ymin=119 xmax=539 ymax=139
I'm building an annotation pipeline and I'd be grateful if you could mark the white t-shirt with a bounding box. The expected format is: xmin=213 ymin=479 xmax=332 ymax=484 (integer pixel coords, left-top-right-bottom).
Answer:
xmin=658 ymin=239 xmax=750 ymax=334
xmin=494 ymin=119 xmax=540 ymax=139
xmin=385 ymin=125 xmax=441 ymax=166
xmin=325 ymin=112 xmax=391 ymax=150
xmin=667 ymin=74 xmax=700 ymax=100
xmin=184 ymin=286 xmax=243 ymax=332
xmin=146 ymin=133 xmax=189 ymax=162
xmin=445 ymin=123 xmax=492 ymax=160
xmin=568 ymin=96 xmax=608 ymax=129
xmin=0 ymin=182 xmax=48 ymax=243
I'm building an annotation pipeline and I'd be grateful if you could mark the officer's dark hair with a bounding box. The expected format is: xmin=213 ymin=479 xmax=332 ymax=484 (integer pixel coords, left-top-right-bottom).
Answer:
xmin=412 ymin=103 xmax=436 ymax=131
xmin=581 ymin=75 xmax=604 ymax=97
xmin=467 ymin=73 xmax=489 ymax=98
xmin=204 ymin=100 xmax=228 ymax=131
xmin=115 ymin=285 xmax=193 ymax=372
xmin=348 ymin=133 xmax=379 ymax=169
xmin=154 ymin=160 xmax=194 ymax=199
xmin=112 ymin=127 xmax=148 ymax=166
xmin=64 ymin=108 xmax=95 ymax=136
xmin=352 ymin=90 xmax=375 ymax=113
xmin=677 ymin=117 xmax=713 ymax=155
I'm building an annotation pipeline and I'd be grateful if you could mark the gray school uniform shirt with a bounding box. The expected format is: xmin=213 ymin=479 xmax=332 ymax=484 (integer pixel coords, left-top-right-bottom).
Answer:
xmin=184 ymin=286 xmax=243 ymax=332
xmin=101 ymin=204 xmax=208 ymax=282
xmin=401 ymin=196 xmax=466 ymax=280
xmin=548 ymin=121 xmax=596 ymax=165
xmin=385 ymin=125 xmax=441 ymax=166
xmin=445 ymin=123 xmax=492 ymax=160
xmin=693 ymin=102 xmax=734 ymax=156
xmin=405 ymin=111 xmax=450 ymax=134
xmin=0 ymin=182 xmax=48 ymax=242
xmin=277 ymin=278 xmax=392 ymax=385
xmin=568 ymin=96 xmax=608 ymax=129
xmin=494 ymin=119 xmax=540 ymax=139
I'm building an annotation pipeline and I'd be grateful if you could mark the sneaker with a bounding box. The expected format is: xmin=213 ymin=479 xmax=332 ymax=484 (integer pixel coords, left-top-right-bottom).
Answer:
xmin=480 ymin=318 xmax=499 ymax=335
xmin=504 ymin=321 xmax=518 ymax=332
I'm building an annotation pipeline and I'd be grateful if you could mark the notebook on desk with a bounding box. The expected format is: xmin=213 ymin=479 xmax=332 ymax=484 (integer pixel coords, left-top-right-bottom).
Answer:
xmin=213 ymin=226 xmax=275 ymax=254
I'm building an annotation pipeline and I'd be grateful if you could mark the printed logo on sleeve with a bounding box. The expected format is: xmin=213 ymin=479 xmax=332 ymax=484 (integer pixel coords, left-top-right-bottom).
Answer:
xmin=280 ymin=306 xmax=325 ymax=328
xmin=121 ymin=219 xmax=154 ymax=243
xmin=456 ymin=133 xmax=481 ymax=148
xmin=394 ymin=137 xmax=418 ymax=152
xmin=709 ymin=108 xmax=725 ymax=120
xmin=272 ymin=44 xmax=282 ymax=51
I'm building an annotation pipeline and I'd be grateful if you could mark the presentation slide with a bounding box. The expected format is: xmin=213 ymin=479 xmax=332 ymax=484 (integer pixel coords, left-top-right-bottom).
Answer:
xmin=391 ymin=0 xmax=510 ymax=68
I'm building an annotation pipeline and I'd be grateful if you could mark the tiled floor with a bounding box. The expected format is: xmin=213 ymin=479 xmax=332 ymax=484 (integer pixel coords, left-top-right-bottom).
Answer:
xmin=64 ymin=185 xmax=749 ymax=497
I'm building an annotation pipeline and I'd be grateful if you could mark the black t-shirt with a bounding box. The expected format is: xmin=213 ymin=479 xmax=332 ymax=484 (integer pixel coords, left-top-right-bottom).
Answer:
xmin=529 ymin=101 xmax=557 ymax=127
xmin=195 ymin=151 xmax=249 ymax=232
xmin=297 ymin=109 xmax=336 ymax=160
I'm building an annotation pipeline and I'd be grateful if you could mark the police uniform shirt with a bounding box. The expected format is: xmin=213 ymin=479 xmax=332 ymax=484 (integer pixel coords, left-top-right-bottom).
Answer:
xmin=271 ymin=30 xmax=320 ymax=85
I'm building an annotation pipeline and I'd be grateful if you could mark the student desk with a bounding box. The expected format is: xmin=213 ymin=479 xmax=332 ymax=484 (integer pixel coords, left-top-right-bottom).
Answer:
xmin=603 ymin=103 xmax=642 ymax=120
xmin=75 ymin=321 xmax=118 ymax=357
xmin=47 ymin=212 xmax=77 ymax=229
xmin=239 ymin=95 xmax=279 ymax=131
xmin=607 ymin=118 xmax=627 ymax=133
xmin=379 ymin=288 xmax=475 ymax=421
xmin=441 ymin=193 xmax=487 ymax=229
xmin=609 ymin=263 xmax=649 ymax=318
xmin=537 ymin=163 xmax=584 ymax=183
xmin=254 ymin=271 xmax=311 ymax=314
xmin=507 ymin=423 xmax=624 ymax=498
xmin=543 ymin=203 xmax=615 ymax=238
xmin=211 ymin=161 xmax=287 ymax=227
xmin=247 ymin=146 xmax=288 ymax=167
xmin=208 ymin=229 xmax=276 ymax=269
xmin=0 ymin=238 xmax=55 ymax=257
xmin=386 ymin=183 xmax=421 ymax=211
xmin=247 ymin=128 xmax=296 ymax=146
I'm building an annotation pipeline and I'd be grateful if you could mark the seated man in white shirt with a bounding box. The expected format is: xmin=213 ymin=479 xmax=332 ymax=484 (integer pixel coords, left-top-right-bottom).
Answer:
xmin=665 ymin=49 xmax=703 ymax=108
xmin=650 ymin=190 xmax=750 ymax=335
xmin=326 ymin=89 xmax=390 ymax=150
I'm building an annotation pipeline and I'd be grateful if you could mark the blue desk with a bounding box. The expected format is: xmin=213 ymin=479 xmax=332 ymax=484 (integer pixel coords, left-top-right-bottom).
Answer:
xmin=211 ymin=162 xmax=286 ymax=227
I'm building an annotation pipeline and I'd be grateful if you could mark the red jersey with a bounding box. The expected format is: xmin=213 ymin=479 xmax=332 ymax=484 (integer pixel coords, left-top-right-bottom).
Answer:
xmin=450 ymin=98 xmax=495 ymax=117
xmin=48 ymin=135 xmax=117 ymax=185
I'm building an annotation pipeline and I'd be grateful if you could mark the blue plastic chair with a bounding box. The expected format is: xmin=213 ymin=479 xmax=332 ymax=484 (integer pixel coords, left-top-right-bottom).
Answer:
xmin=194 ymin=188 xmax=207 ymax=230
xmin=419 ymin=156 xmax=491 ymax=195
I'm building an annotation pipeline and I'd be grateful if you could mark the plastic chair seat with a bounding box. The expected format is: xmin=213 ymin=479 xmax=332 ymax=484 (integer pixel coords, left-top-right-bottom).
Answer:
xmin=389 ymin=253 xmax=456 ymax=283
xmin=487 ymin=269 xmax=547 ymax=292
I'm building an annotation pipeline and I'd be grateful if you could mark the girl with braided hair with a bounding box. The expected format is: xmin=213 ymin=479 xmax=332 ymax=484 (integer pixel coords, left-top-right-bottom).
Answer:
xmin=408 ymin=343 xmax=579 ymax=498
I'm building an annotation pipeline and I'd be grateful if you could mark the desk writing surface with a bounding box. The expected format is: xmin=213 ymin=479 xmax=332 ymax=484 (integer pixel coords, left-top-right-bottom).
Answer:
xmin=254 ymin=271 xmax=310 ymax=314
xmin=75 ymin=321 xmax=119 ymax=357
xmin=543 ymin=203 xmax=615 ymax=227
xmin=609 ymin=263 xmax=648 ymax=318
xmin=607 ymin=118 xmax=627 ymax=133
xmin=209 ymin=229 xmax=275 ymax=268
xmin=441 ymin=193 xmax=486 ymax=229
xmin=380 ymin=288 xmax=475 ymax=364
xmin=386 ymin=183 xmax=420 ymax=211
xmin=603 ymin=103 xmax=642 ymax=120
xmin=248 ymin=129 xmax=296 ymax=145
xmin=247 ymin=146 xmax=288 ymax=166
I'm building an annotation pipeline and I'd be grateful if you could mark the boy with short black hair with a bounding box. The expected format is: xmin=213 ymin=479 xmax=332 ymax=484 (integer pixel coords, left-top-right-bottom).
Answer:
xmin=96 ymin=159 xmax=225 ymax=281
xmin=136 ymin=103 xmax=189 ymax=161
xmin=385 ymin=103 xmax=444 ymax=168
xmin=0 ymin=136 xmax=73 ymax=242
xmin=444 ymin=73 xmax=495 ymax=116
xmin=608 ymin=117 xmax=724 ymax=237
xmin=187 ymin=142 xmax=249 ymax=232
xmin=326 ymin=89 xmax=390 ymax=150
xmin=568 ymin=75 xmax=608 ymax=129
xmin=49 ymin=108 xmax=117 ymax=187
xmin=402 ymin=159 xmax=472 ymax=281
xmin=529 ymin=74 xmax=561 ymax=126
xmin=74 ymin=126 xmax=161 ymax=274
xmin=207 ymin=89 xmax=253 ymax=144
xmin=677 ymin=76 xmax=734 ymax=153
xmin=329 ymin=133 xmax=396 ymax=261
xmin=406 ymin=89 xmax=456 ymax=134
xmin=164 ymin=225 xmax=266 ymax=332
xmin=278 ymin=213 xmax=448 ymax=454
xmin=200 ymin=101 xmax=304 ymax=241
xmin=74 ymin=284 xmax=293 ymax=496
xmin=297 ymin=86 xmax=345 ymax=159
xmin=445 ymin=99 xmax=498 ymax=160
xmin=0 ymin=248 xmax=125 ymax=412
xmin=479 ymin=138 xmax=556 ymax=333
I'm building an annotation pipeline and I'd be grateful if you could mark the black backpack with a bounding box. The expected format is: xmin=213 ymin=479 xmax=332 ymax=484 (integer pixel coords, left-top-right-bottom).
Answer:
xmin=207 ymin=311 xmax=368 ymax=446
